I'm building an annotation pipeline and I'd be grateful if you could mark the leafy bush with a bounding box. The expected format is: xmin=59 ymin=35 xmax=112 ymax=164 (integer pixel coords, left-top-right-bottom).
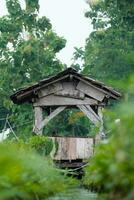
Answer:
xmin=6 ymin=136 xmax=57 ymax=157
xmin=28 ymin=136 xmax=54 ymax=156
xmin=0 ymin=143 xmax=76 ymax=200
xmin=83 ymin=102 xmax=134 ymax=200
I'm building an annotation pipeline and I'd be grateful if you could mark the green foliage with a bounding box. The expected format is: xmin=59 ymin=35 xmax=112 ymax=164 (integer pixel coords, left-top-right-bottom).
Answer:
xmin=0 ymin=0 xmax=66 ymax=135
xmin=48 ymin=188 xmax=98 ymax=200
xmin=83 ymin=28 xmax=134 ymax=83
xmin=7 ymin=135 xmax=56 ymax=157
xmin=83 ymin=81 xmax=134 ymax=199
xmin=0 ymin=143 xmax=76 ymax=200
xmin=87 ymin=0 xmax=134 ymax=30
xmin=44 ymin=109 xmax=95 ymax=137
xmin=73 ymin=0 xmax=134 ymax=85
xmin=28 ymin=136 xmax=53 ymax=156
xmin=79 ymin=2 xmax=134 ymax=197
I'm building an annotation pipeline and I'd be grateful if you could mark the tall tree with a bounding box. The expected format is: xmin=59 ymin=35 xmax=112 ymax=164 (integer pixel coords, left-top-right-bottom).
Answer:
xmin=75 ymin=0 xmax=134 ymax=84
xmin=0 ymin=0 xmax=66 ymax=136
xmin=69 ymin=0 xmax=134 ymax=137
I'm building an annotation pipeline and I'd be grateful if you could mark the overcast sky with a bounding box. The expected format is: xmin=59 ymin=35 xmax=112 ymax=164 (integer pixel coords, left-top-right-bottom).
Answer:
xmin=0 ymin=0 xmax=93 ymax=66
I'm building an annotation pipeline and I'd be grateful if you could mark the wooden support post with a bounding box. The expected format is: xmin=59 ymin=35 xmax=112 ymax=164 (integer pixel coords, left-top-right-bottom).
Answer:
xmin=38 ymin=106 xmax=66 ymax=131
xmin=95 ymin=107 xmax=104 ymax=144
xmin=77 ymin=105 xmax=100 ymax=125
xmin=98 ymin=106 xmax=105 ymax=137
xmin=77 ymin=105 xmax=103 ymax=145
xmin=33 ymin=106 xmax=43 ymax=135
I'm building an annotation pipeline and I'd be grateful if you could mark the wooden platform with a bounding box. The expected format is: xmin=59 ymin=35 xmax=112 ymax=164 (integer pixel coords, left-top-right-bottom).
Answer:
xmin=55 ymin=160 xmax=87 ymax=168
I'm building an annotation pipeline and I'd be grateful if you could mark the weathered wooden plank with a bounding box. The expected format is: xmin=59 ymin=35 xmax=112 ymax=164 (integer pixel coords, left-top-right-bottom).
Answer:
xmin=55 ymin=82 xmax=85 ymax=99
xmin=38 ymin=106 xmax=66 ymax=130
xmin=98 ymin=107 xmax=104 ymax=126
xmin=54 ymin=137 xmax=77 ymax=160
xmin=54 ymin=137 xmax=62 ymax=160
xmin=76 ymin=81 xmax=105 ymax=101
xmin=34 ymin=95 xmax=98 ymax=106
xmin=68 ymin=138 xmax=76 ymax=160
xmin=33 ymin=107 xmax=43 ymax=135
xmin=38 ymin=82 xmax=63 ymax=98
xmin=54 ymin=137 xmax=70 ymax=160
xmin=84 ymin=138 xmax=93 ymax=158
xmin=38 ymin=74 xmax=69 ymax=89
xmin=95 ymin=107 xmax=105 ymax=143
xmin=85 ymin=105 xmax=100 ymax=121
xmin=16 ymin=76 xmax=69 ymax=101
xmin=76 ymin=138 xmax=85 ymax=159
xmin=77 ymin=105 xmax=100 ymax=125
xmin=60 ymin=137 xmax=68 ymax=160
xmin=51 ymin=137 xmax=94 ymax=160
xmin=62 ymin=82 xmax=76 ymax=90
xmin=57 ymin=137 xmax=66 ymax=160
xmin=55 ymin=89 xmax=85 ymax=99
xmin=75 ymin=76 xmax=118 ymax=99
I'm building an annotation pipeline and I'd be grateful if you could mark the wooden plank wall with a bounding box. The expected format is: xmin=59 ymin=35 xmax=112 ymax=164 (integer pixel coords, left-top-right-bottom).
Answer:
xmin=76 ymin=81 xmax=105 ymax=101
xmin=50 ymin=137 xmax=93 ymax=160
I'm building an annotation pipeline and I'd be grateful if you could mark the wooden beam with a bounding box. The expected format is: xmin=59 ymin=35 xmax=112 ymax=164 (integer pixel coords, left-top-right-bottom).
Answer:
xmin=77 ymin=81 xmax=105 ymax=101
xmin=75 ymin=75 xmax=118 ymax=99
xmin=38 ymin=82 xmax=63 ymax=98
xmin=89 ymin=107 xmax=104 ymax=144
xmin=55 ymin=82 xmax=85 ymax=100
xmin=98 ymin=107 xmax=105 ymax=138
xmin=33 ymin=95 xmax=98 ymax=106
xmin=38 ymin=106 xmax=66 ymax=130
xmin=55 ymin=89 xmax=85 ymax=99
xmin=33 ymin=107 xmax=43 ymax=135
xmin=85 ymin=105 xmax=100 ymax=121
xmin=16 ymin=74 xmax=69 ymax=101
xmin=62 ymin=82 xmax=76 ymax=90
xmin=77 ymin=105 xmax=100 ymax=125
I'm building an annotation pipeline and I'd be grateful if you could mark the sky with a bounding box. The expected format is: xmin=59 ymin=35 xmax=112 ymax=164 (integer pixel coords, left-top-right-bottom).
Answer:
xmin=0 ymin=0 xmax=93 ymax=66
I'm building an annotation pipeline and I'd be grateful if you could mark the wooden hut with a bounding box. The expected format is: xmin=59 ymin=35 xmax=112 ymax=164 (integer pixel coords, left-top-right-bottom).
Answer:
xmin=10 ymin=68 xmax=121 ymax=166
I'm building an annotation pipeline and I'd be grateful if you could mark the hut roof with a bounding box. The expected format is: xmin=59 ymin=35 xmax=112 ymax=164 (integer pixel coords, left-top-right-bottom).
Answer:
xmin=10 ymin=68 xmax=121 ymax=104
